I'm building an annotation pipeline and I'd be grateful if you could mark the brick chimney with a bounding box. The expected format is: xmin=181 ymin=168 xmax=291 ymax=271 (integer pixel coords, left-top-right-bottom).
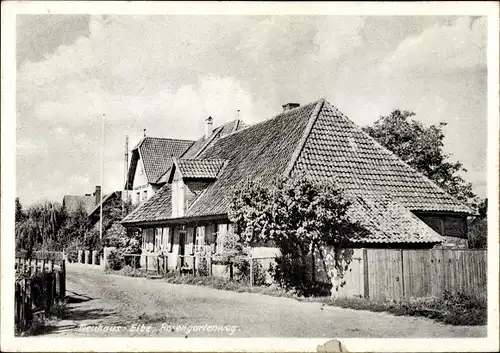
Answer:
xmin=94 ymin=185 xmax=101 ymax=206
xmin=205 ymin=116 xmax=213 ymax=138
xmin=282 ymin=102 xmax=300 ymax=112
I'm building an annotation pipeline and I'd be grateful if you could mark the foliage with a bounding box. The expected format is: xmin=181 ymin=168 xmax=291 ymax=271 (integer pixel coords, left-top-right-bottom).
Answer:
xmin=15 ymin=194 xmax=138 ymax=255
xmin=228 ymin=173 xmax=366 ymax=296
xmin=363 ymin=110 xmax=478 ymax=206
xmin=328 ymin=290 xmax=486 ymax=326
xmin=107 ymin=249 xmax=125 ymax=271
xmin=15 ymin=201 xmax=65 ymax=252
xmin=468 ymin=198 xmax=487 ymax=249
xmin=57 ymin=202 xmax=88 ymax=249
xmin=15 ymin=197 xmax=25 ymax=223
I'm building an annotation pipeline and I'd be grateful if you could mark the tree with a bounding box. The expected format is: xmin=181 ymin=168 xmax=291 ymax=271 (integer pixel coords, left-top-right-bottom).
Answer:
xmin=15 ymin=201 xmax=65 ymax=251
xmin=15 ymin=197 xmax=25 ymax=223
xmin=363 ymin=110 xmax=477 ymax=206
xmin=228 ymin=173 xmax=367 ymax=296
xmin=469 ymin=198 xmax=487 ymax=249
xmin=57 ymin=202 xmax=89 ymax=249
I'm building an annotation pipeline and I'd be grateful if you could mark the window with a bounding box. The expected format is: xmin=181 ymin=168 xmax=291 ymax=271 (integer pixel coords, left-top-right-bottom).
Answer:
xmin=136 ymin=191 xmax=140 ymax=204
xmin=161 ymin=228 xmax=169 ymax=250
xmin=186 ymin=228 xmax=194 ymax=255
xmin=154 ymin=228 xmax=162 ymax=252
xmin=216 ymin=224 xmax=228 ymax=254
xmin=143 ymin=228 xmax=154 ymax=252
xmin=195 ymin=226 xmax=205 ymax=253
xmin=142 ymin=189 xmax=148 ymax=201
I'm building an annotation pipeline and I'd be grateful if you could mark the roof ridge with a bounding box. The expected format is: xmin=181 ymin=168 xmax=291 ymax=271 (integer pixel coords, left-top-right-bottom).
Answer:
xmin=143 ymin=136 xmax=195 ymax=143
xmin=323 ymin=100 xmax=476 ymax=215
xmin=284 ymin=99 xmax=325 ymax=176
xmin=201 ymin=99 xmax=322 ymax=152
xmin=192 ymin=126 xmax=224 ymax=158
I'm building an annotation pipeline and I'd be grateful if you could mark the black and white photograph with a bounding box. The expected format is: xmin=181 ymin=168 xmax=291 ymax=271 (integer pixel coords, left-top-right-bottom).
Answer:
xmin=1 ymin=1 xmax=499 ymax=352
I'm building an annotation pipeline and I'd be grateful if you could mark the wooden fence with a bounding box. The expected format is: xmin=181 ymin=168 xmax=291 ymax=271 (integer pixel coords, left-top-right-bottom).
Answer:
xmin=332 ymin=249 xmax=487 ymax=300
xmin=15 ymin=251 xmax=66 ymax=332
xmin=122 ymin=252 xmax=276 ymax=285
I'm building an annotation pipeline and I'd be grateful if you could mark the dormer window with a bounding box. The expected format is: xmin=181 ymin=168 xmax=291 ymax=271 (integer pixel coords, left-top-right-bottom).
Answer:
xmin=169 ymin=158 xmax=227 ymax=218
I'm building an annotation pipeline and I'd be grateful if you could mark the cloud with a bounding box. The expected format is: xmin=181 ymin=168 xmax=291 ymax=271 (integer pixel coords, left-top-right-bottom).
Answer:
xmin=379 ymin=16 xmax=486 ymax=74
xmin=16 ymin=138 xmax=48 ymax=156
xmin=15 ymin=15 xmax=487 ymax=205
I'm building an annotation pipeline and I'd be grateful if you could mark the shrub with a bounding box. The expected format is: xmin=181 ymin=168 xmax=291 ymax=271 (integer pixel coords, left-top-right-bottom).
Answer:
xmin=107 ymin=250 xmax=125 ymax=270
xmin=196 ymin=256 xmax=209 ymax=276
xmin=235 ymin=258 xmax=267 ymax=286
xmin=64 ymin=239 xmax=82 ymax=263
xmin=47 ymin=299 xmax=69 ymax=319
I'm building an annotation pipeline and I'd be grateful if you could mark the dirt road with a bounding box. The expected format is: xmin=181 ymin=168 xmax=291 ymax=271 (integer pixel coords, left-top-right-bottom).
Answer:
xmin=45 ymin=264 xmax=486 ymax=337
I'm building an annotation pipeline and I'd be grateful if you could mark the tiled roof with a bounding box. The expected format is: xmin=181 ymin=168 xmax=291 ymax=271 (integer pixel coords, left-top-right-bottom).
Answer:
xmin=62 ymin=195 xmax=95 ymax=214
xmin=122 ymin=183 xmax=173 ymax=223
xmin=122 ymin=99 xmax=473 ymax=244
xmin=348 ymin=194 xmax=443 ymax=244
xmin=125 ymin=136 xmax=196 ymax=189
xmin=133 ymin=137 xmax=194 ymax=184
xmin=123 ymin=103 xmax=316 ymax=224
xmin=181 ymin=119 xmax=247 ymax=159
xmin=156 ymin=119 xmax=247 ymax=183
xmin=88 ymin=191 xmax=122 ymax=218
xmin=293 ymin=101 xmax=475 ymax=214
xmin=175 ymin=159 xmax=226 ymax=179
xmin=186 ymin=102 xmax=318 ymax=217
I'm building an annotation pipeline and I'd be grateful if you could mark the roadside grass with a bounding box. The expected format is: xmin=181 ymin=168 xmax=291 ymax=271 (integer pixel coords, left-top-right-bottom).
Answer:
xmin=108 ymin=266 xmax=486 ymax=326
xmin=325 ymin=292 xmax=487 ymax=326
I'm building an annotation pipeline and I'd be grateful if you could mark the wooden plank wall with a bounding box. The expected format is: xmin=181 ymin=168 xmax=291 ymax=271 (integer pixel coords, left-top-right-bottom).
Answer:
xmin=332 ymin=249 xmax=487 ymax=300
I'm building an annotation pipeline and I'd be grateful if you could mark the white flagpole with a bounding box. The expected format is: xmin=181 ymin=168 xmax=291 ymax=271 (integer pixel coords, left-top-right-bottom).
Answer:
xmin=100 ymin=113 xmax=105 ymax=241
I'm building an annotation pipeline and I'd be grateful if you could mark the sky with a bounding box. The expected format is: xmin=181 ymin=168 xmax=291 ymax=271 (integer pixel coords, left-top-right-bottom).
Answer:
xmin=16 ymin=15 xmax=488 ymax=206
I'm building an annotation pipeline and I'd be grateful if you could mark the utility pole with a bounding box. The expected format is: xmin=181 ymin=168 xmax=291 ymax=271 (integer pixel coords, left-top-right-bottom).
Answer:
xmin=123 ymin=135 xmax=129 ymax=215
xmin=99 ymin=113 xmax=105 ymax=242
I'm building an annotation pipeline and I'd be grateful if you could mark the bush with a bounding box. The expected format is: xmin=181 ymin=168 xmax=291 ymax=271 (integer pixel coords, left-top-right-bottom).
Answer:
xmin=107 ymin=250 xmax=125 ymax=271
xmin=235 ymin=258 xmax=267 ymax=286
xmin=270 ymin=255 xmax=331 ymax=297
xmin=64 ymin=239 xmax=82 ymax=263
xmin=47 ymin=299 xmax=69 ymax=319
xmin=196 ymin=256 xmax=209 ymax=276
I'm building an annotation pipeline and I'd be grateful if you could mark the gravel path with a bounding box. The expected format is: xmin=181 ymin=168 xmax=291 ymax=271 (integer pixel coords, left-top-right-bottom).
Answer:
xmin=45 ymin=263 xmax=486 ymax=338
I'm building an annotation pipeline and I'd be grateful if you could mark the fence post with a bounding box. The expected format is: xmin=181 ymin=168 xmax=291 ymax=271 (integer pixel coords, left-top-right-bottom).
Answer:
xmin=207 ymin=255 xmax=212 ymax=276
xmin=49 ymin=259 xmax=54 ymax=272
xmin=157 ymin=256 xmax=160 ymax=273
xmin=363 ymin=249 xmax=369 ymax=299
xmin=46 ymin=273 xmax=53 ymax=312
xmin=60 ymin=259 xmax=66 ymax=298
xmin=26 ymin=279 xmax=33 ymax=328
xmin=400 ymin=249 xmax=405 ymax=298
xmin=249 ymin=256 xmax=253 ymax=287
xmin=145 ymin=255 xmax=148 ymax=272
